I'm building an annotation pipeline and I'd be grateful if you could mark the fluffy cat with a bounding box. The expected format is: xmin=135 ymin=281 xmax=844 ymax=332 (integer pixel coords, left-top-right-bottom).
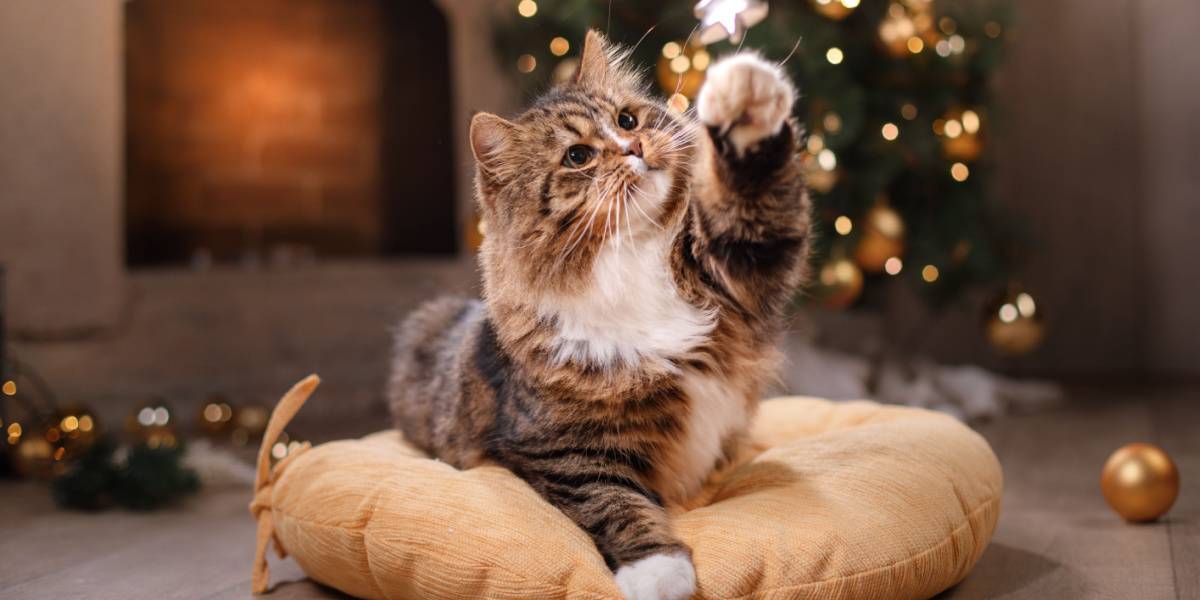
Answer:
xmin=388 ymin=31 xmax=810 ymax=600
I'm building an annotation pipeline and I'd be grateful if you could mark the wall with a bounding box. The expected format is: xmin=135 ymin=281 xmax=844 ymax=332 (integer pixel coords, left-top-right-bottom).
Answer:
xmin=0 ymin=0 xmax=124 ymax=336
xmin=1139 ymin=0 xmax=1200 ymax=377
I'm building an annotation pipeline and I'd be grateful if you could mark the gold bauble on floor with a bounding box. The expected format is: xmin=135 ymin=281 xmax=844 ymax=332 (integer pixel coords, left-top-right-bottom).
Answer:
xmin=1101 ymin=443 xmax=1180 ymax=522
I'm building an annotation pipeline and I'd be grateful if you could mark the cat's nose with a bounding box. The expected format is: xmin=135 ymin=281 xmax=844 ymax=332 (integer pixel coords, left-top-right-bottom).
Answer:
xmin=622 ymin=138 xmax=643 ymax=158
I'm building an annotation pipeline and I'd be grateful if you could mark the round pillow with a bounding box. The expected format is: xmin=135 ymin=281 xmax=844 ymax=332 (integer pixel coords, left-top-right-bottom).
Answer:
xmin=249 ymin=376 xmax=1002 ymax=600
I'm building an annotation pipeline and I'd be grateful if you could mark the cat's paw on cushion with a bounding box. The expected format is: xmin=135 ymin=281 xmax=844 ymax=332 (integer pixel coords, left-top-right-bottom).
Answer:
xmin=696 ymin=53 xmax=795 ymax=155
xmin=614 ymin=552 xmax=696 ymax=600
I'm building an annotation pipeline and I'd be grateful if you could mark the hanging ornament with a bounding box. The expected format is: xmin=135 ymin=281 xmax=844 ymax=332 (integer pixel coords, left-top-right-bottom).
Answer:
xmin=232 ymin=403 xmax=269 ymax=447
xmin=800 ymin=132 xmax=839 ymax=194
xmin=1101 ymin=443 xmax=1180 ymax=522
xmin=694 ymin=0 xmax=769 ymax=45
xmin=983 ymin=287 xmax=1045 ymax=355
xmin=656 ymin=40 xmax=711 ymax=100
xmin=809 ymin=0 xmax=859 ymax=21
xmin=197 ymin=394 xmax=236 ymax=438
xmin=937 ymin=107 xmax=984 ymax=162
xmin=815 ymin=253 xmax=864 ymax=309
xmin=854 ymin=202 xmax=906 ymax=273
xmin=51 ymin=405 xmax=100 ymax=449
xmin=126 ymin=399 xmax=178 ymax=449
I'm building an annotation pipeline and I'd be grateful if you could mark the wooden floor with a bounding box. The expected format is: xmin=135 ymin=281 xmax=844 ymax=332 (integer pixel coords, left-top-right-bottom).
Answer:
xmin=1 ymin=386 xmax=1195 ymax=599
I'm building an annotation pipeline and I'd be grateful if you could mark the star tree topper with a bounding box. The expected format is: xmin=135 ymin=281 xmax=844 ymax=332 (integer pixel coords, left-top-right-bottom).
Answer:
xmin=694 ymin=0 xmax=769 ymax=45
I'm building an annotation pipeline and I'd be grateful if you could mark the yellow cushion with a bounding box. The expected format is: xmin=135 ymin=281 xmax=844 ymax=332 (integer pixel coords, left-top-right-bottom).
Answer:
xmin=250 ymin=376 xmax=1002 ymax=600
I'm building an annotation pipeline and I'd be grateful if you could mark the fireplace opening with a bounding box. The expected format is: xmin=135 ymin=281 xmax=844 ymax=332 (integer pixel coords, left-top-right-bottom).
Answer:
xmin=124 ymin=0 xmax=457 ymax=266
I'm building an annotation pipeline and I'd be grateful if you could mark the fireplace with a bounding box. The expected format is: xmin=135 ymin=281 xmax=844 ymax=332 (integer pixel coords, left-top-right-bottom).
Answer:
xmin=124 ymin=0 xmax=457 ymax=265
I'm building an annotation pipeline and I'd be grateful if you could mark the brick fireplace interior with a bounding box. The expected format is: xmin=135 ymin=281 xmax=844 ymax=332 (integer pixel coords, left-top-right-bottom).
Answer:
xmin=124 ymin=0 xmax=456 ymax=265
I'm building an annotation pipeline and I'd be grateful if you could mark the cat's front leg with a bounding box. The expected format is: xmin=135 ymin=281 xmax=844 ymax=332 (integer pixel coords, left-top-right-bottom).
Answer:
xmin=525 ymin=471 xmax=695 ymax=600
xmin=684 ymin=53 xmax=810 ymax=314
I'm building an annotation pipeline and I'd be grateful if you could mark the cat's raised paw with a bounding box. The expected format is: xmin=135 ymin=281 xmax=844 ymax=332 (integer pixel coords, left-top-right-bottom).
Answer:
xmin=614 ymin=552 xmax=696 ymax=600
xmin=696 ymin=53 xmax=795 ymax=155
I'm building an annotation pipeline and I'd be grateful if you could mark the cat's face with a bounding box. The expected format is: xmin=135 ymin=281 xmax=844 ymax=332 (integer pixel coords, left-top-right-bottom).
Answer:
xmin=471 ymin=31 xmax=696 ymax=295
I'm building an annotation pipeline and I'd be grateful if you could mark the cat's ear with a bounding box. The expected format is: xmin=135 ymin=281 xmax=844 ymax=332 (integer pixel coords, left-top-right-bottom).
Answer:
xmin=469 ymin=112 xmax=515 ymax=178
xmin=576 ymin=29 xmax=612 ymax=86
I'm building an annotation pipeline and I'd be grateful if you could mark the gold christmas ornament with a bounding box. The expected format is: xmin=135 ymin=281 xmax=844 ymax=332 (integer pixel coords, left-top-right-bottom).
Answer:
xmin=983 ymin=287 xmax=1045 ymax=355
xmin=816 ymin=255 xmax=864 ymax=309
xmin=938 ymin=107 xmax=984 ymax=162
xmin=854 ymin=202 xmax=906 ymax=273
xmin=198 ymin=394 xmax=236 ymax=438
xmin=810 ymin=0 xmax=859 ymax=21
xmin=13 ymin=434 xmax=59 ymax=479
xmin=1101 ymin=443 xmax=1180 ymax=522
xmin=656 ymin=41 xmax=710 ymax=99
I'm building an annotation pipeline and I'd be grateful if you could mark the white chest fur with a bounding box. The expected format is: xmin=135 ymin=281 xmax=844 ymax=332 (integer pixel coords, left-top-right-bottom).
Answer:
xmin=541 ymin=235 xmax=715 ymax=369
xmin=664 ymin=371 xmax=750 ymax=502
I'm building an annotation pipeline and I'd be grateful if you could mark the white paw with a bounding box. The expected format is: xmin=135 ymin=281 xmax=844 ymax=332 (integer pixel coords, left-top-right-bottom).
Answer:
xmin=614 ymin=552 xmax=696 ymax=600
xmin=696 ymin=53 xmax=795 ymax=155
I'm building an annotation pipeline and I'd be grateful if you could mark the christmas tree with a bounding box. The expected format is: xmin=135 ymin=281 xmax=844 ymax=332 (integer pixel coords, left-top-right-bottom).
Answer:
xmin=494 ymin=0 xmax=1039 ymax=350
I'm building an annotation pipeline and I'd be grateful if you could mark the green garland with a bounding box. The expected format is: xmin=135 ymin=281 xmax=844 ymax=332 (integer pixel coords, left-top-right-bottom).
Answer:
xmin=52 ymin=436 xmax=200 ymax=511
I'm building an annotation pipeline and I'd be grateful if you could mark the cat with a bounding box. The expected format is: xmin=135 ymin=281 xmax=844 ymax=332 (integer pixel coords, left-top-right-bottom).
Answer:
xmin=388 ymin=30 xmax=810 ymax=600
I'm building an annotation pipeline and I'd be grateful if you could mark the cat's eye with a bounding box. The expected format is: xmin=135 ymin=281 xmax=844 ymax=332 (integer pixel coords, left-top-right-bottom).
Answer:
xmin=563 ymin=144 xmax=594 ymax=167
xmin=617 ymin=111 xmax=638 ymax=130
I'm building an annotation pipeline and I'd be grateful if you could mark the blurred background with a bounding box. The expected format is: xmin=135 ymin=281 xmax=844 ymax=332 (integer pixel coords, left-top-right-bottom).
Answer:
xmin=1 ymin=0 xmax=1196 ymax=437
xmin=0 ymin=1 xmax=1197 ymax=597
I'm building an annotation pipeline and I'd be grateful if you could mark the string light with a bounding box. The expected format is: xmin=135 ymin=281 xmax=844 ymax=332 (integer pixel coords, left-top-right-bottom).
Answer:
xmin=901 ymin=103 xmax=917 ymax=120
xmin=939 ymin=17 xmax=957 ymax=35
xmin=984 ymin=22 xmax=1003 ymax=39
xmin=517 ymin=0 xmax=538 ymax=18
xmin=962 ymin=110 xmax=981 ymax=134
xmin=667 ymin=93 xmax=690 ymax=113
xmin=948 ymin=35 xmax=966 ymax=54
xmin=549 ymin=37 xmax=569 ymax=56
xmin=826 ymin=47 xmax=844 ymax=65
xmin=935 ymin=40 xmax=951 ymax=57
xmin=922 ymin=265 xmax=940 ymax=283
xmin=823 ymin=113 xmax=842 ymax=133
xmin=1 ymin=380 xmax=15 ymax=396
xmin=998 ymin=303 xmax=1018 ymax=323
xmin=881 ymin=123 xmax=899 ymax=141
xmin=1016 ymin=292 xmax=1037 ymax=317
xmin=806 ymin=133 xmax=825 ymax=154
xmin=691 ymin=49 xmax=711 ymax=70
xmin=906 ymin=37 xmax=924 ymax=54
xmin=662 ymin=42 xmax=682 ymax=59
xmin=834 ymin=216 xmax=853 ymax=235
xmin=950 ymin=162 xmax=970 ymax=182
xmin=670 ymin=55 xmax=691 ymax=74
xmin=944 ymin=119 xmax=963 ymax=138
xmin=884 ymin=257 xmax=903 ymax=275
xmin=841 ymin=0 xmax=860 ymax=7
xmin=817 ymin=149 xmax=837 ymax=171
xmin=517 ymin=54 xmax=537 ymax=73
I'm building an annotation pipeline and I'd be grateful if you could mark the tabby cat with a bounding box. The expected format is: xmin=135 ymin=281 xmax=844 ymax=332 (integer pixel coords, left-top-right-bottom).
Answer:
xmin=388 ymin=30 xmax=810 ymax=600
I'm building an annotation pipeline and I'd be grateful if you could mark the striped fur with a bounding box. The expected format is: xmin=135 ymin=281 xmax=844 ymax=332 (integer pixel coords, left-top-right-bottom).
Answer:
xmin=389 ymin=31 xmax=810 ymax=599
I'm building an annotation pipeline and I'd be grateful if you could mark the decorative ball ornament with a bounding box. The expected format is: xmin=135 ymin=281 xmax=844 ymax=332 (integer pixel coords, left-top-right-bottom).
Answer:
xmin=1101 ymin=443 xmax=1180 ymax=522
xmin=13 ymin=434 xmax=58 ymax=479
xmin=809 ymin=0 xmax=858 ymax=21
xmin=656 ymin=41 xmax=711 ymax=99
xmin=983 ymin=287 xmax=1045 ymax=355
xmin=853 ymin=202 xmax=906 ymax=273
xmin=817 ymin=255 xmax=864 ymax=309
xmin=938 ymin=107 xmax=984 ymax=162
xmin=695 ymin=0 xmax=769 ymax=45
